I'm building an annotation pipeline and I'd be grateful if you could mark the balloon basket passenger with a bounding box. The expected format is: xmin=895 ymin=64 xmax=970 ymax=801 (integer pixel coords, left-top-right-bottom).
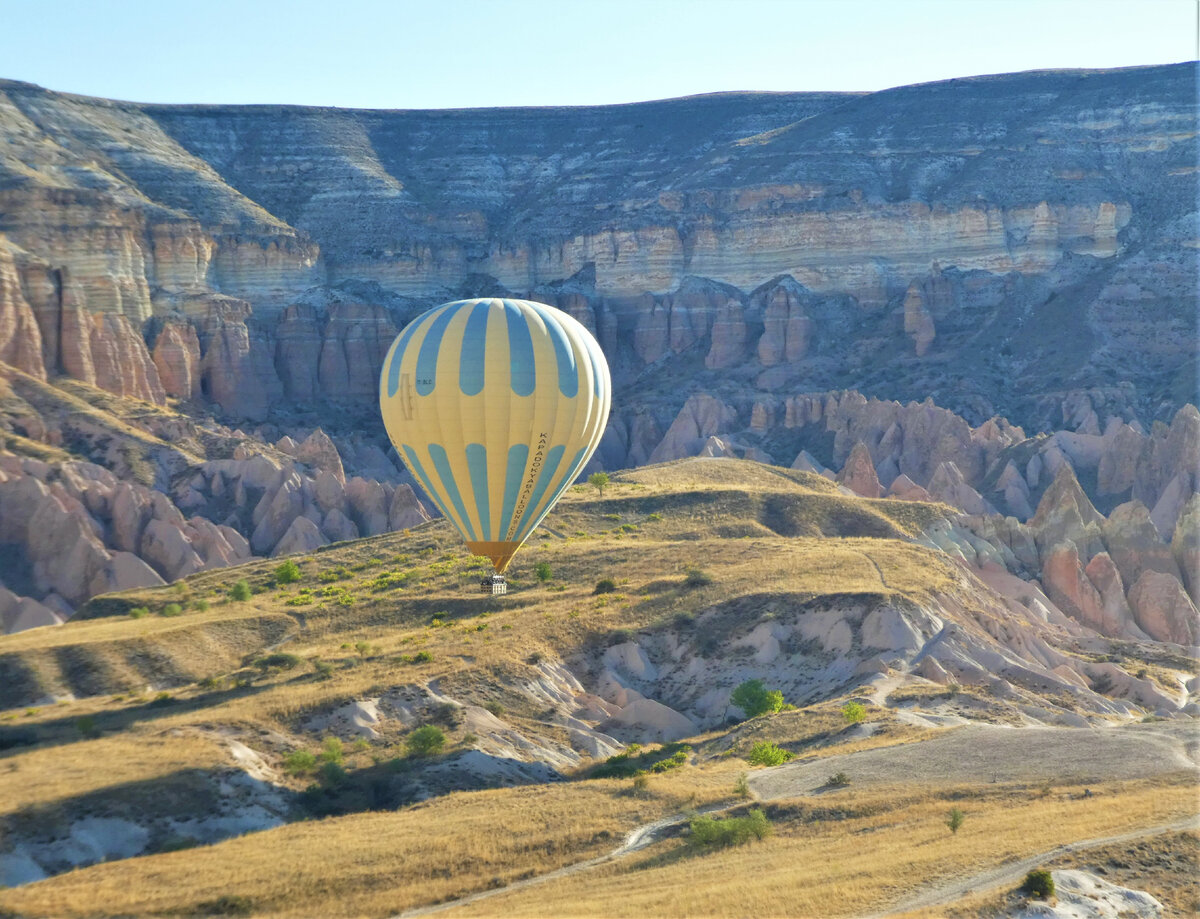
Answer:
xmin=481 ymin=574 xmax=507 ymax=595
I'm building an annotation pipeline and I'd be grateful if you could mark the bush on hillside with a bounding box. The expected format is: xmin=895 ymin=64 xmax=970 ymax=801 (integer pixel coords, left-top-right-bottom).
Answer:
xmin=275 ymin=560 xmax=302 ymax=585
xmin=229 ymin=580 xmax=251 ymax=602
xmin=593 ymin=578 xmax=616 ymax=594
xmin=406 ymin=725 xmax=446 ymax=756
xmin=841 ymin=701 xmax=867 ymax=724
xmin=1023 ymin=869 xmax=1054 ymax=899
xmin=688 ymin=809 xmax=772 ymax=849
xmin=731 ymin=679 xmax=785 ymax=718
xmin=746 ymin=741 xmax=792 ymax=767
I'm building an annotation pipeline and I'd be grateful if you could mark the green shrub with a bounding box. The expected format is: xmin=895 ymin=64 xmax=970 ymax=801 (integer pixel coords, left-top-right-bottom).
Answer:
xmin=229 ymin=580 xmax=251 ymax=602
xmin=746 ymin=741 xmax=792 ymax=767
xmin=149 ymin=692 xmax=174 ymax=708
xmin=827 ymin=771 xmax=851 ymax=787
xmin=407 ymin=725 xmax=446 ymax=756
xmin=259 ymin=652 xmax=303 ymax=671
xmin=589 ymin=472 xmax=609 ymax=497
xmin=946 ymin=807 xmax=965 ymax=834
xmin=312 ymin=659 xmax=334 ymax=679
xmin=192 ymin=598 xmax=210 ymax=612
xmin=75 ymin=715 xmax=99 ymax=739
xmin=283 ymin=751 xmax=317 ymax=775
xmin=161 ymin=603 xmax=183 ymax=617
xmin=484 ymin=701 xmax=504 ymax=717
xmin=734 ymin=773 xmax=750 ymax=798
xmin=591 ymin=742 xmax=690 ymax=779
xmin=129 ymin=606 xmax=149 ymax=619
xmin=593 ymin=578 xmax=616 ymax=595
xmin=1023 ymin=869 xmax=1055 ymax=899
xmin=275 ymin=560 xmax=302 ymax=585
xmin=534 ymin=561 xmax=553 ymax=583
xmin=320 ymin=737 xmax=344 ymax=764
xmin=841 ymin=701 xmax=867 ymax=724
xmin=688 ymin=809 xmax=771 ymax=849
xmin=730 ymin=679 xmax=784 ymax=718
xmin=683 ymin=566 xmax=712 ymax=588
xmin=647 ymin=512 xmax=663 ymax=521
xmin=411 ymin=650 xmax=433 ymax=664
xmin=317 ymin=760 xmax=347 ymax=787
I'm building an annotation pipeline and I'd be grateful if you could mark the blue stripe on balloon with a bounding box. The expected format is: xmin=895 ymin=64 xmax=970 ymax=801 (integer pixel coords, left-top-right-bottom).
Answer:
xmin=582 ymin=326 xmax=607 ymax=398
xmin=526 ymin=301 xmax=578 ymax=398
xmin=458 ymin=301 xmax=491 ymax=396
xmin=498 ymin=443 xmax=530 ymax=540
xmin=503 ymin=300 xmax=536 ymax=396
xmin=386 ymin=309 xmax=436 ymax=397
xmin=465 ymin=443 xmax=491 ymax=541
xmin=401 ymin=444 xmax=452 ymax=523
xmin=416 ymin=303 xmax=466 ymax=396
xmin=513 ymin=444 xmax=565 ymax=542
xmin=428 ymin=443 xmax=476 ymax=541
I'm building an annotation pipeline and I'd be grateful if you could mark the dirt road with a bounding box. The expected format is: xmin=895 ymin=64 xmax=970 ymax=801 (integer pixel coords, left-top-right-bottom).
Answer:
xmin=749 ymin=721 xmax=1197 ymax=799
xmin=861 ymin=814 xmax=1200 ymax=918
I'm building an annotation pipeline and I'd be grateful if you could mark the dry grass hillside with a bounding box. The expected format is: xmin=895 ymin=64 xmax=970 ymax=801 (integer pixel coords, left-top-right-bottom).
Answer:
xmin=0 ymin=458 xmax=1195 ymax=918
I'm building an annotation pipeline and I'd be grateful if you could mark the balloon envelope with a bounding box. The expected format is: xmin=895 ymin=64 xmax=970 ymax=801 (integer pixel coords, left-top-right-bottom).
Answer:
xmin=379 ymin=298 xmax=611 ymax=572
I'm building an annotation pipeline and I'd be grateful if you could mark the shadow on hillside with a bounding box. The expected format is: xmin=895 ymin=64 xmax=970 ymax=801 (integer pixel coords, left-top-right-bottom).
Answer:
xmin=1 ymin=765 xmax=300 ymax=885
xmin=0 ymin=682 xmax=275 ymax=756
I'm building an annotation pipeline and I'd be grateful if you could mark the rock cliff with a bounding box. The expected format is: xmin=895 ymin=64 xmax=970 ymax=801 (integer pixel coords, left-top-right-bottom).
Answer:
xmin=0 ymin=65 xmax=1193 ymax=430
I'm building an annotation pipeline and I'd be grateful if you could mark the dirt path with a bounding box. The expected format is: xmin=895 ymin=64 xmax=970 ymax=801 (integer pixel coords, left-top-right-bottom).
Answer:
xmin=749 ymin=722 xmax=1197 ymax=799
xmin=396 ymin=724 xmax=1197 ymax=918
xmin=393 ymin=805 xmax=727 ymax=918
xmin=861 ymin=814 xmax=1200 ymax=918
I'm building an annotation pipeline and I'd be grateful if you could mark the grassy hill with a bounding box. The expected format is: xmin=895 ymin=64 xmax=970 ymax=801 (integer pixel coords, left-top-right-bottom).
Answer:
xmin=0 ymin=459 xmax=1194 ymax=917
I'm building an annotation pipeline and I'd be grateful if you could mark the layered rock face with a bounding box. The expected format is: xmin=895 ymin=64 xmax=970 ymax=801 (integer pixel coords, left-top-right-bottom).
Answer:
xmin=0 ymin=65 xmax=1193 ymax=429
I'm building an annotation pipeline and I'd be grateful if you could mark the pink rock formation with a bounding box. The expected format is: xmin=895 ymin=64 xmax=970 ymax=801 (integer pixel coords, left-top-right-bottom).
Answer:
xmin=649 ymin=394 xmax=739 ymax=464
xmin=755 ymin=276 xmax=814 ymax=365
xmin=151 ymin=320 xmax=202 ymax=399
xmin=295 ymin=429 xmax=345 ymax=483
xmin=705 ymin=299 xmax=748 ymax=369
xmin=272 ymin=516 xmax=328 ymax=557
xmin=837 ymin=441 xmax=883 ymax=498
xmin=88 ymin=312 xmax=166 ymax=404
xmin=1127 ymin=570 xmax=1199 ymax=646
xmin=317 ymin=301 xmax=398 ymax=401
xmin=0 ymin=237 xmax=47 ymax=379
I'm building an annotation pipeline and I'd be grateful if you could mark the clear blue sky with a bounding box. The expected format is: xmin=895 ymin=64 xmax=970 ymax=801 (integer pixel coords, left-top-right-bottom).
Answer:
xmin=0 ymin=0 xmax=1195 ymax=108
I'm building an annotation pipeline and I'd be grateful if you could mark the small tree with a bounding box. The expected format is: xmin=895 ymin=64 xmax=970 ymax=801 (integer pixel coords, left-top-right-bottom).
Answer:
xmin=407 ymin=725 xmax=446 ymax=756
xmin=946 ymin=807 xmax=965 ymax=834
xmin=275 ymin=560 xmax=302 ymax=585
xmin=731 ymin=679 xmax=784 ymax=719
xmin=534 ymin=561 xmax=553 ymax=583
xmin=1023 ymin=869 xmax=1055 ymax=899
xmin=229 ymin=580 xmax=251 ymax=602
xmin=841 ymin=701 xmax=867 ymax=724
xmin=588 ymin=471 xmax=609 ymax=498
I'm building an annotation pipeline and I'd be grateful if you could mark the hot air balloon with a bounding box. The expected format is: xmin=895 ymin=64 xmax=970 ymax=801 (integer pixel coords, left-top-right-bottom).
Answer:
xmin=379 ymin=298 xmax=611 ymax=591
